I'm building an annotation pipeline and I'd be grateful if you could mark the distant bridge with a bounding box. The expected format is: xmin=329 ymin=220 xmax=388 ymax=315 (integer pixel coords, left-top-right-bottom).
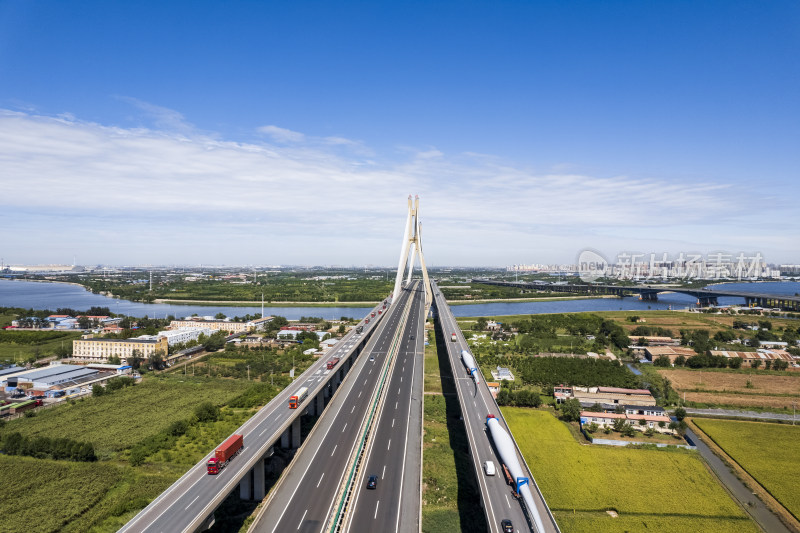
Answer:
xmin=471 ymin=279 xmax=800 ymax=311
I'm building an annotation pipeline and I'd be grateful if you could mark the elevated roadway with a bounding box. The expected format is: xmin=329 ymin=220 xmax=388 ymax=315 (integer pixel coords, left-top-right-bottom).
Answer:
xmin=341 ymin=281 xmax=425 ymax=533
xmin=250 ymin=282 xmax=423 ymax=533
xmin=119 ymin=299 xmax=391 ymax=533
xmin=432 ymin=280 xmax=560 ymax=533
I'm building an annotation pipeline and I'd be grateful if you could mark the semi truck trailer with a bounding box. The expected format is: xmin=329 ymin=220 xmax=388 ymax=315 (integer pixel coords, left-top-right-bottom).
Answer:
xmin=207 ymin=434 xmax=243 ymax=475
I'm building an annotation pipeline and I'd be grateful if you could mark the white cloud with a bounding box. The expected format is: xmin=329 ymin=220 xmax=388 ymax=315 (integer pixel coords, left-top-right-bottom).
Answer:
xmin=257 ymin=125 xmax=305 ymax=143
xmin=0 ymin=107 xmax=796 ymax=265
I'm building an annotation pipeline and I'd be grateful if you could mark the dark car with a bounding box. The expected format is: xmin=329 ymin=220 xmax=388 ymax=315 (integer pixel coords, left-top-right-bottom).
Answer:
xmin=501 ymin=519 xmax=514 ymax=533
xmin=409 ymin=335 xmax=414 ymax=340
xmin=367 ymin=475 xmax=378 ymax=489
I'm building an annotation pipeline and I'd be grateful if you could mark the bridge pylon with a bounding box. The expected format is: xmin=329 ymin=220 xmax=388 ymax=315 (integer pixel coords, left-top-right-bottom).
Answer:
xmin=392 ymin=195 xmax=432 ymax=315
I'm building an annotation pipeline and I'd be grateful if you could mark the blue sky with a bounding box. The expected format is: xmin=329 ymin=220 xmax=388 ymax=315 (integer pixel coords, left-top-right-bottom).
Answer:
xmin=0 ymin=1 xmax=798 ymax=266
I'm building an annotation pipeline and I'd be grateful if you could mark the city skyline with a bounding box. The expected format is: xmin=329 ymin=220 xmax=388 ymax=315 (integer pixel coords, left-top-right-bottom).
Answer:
xmin=1 ymin=1 xmax=798 ymax=266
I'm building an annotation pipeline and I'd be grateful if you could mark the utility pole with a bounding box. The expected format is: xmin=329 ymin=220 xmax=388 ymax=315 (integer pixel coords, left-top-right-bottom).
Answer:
xmin=247 ymin=364 xmax=250 ymax=381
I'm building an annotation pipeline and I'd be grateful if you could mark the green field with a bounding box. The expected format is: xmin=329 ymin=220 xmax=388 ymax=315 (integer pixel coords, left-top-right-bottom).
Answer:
xmin=0 ymin=330 xmax=81 ymax=362
xmin=4 ymin=375 xmax=248 ymax=457
xmin=693 ymin=418 xmax=800 ymax=521
xmin=503 ymin=408 xmax=757 ymax=533
xmin=0 ymin=455 xmax=177 ymax=533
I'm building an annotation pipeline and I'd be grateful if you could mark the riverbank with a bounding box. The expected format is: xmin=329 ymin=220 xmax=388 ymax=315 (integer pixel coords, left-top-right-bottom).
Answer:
xmin=153 ymin=295 xmax=615 ymax=307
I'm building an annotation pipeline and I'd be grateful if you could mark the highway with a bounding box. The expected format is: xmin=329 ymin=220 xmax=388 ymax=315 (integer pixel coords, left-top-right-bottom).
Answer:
xmin=432 ymin=281 xmax=560 ymax=533
xmin=251 ymin=282 xmax=423 ymax=533
xmin=118 ymin=299 xmax=390 ymax=533
xmin=342 ymin=281 xmax=424 ymax=533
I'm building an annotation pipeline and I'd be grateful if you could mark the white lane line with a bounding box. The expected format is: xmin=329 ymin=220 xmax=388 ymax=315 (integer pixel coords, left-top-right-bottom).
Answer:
xmin=358 ymin=391 xmax=362 ymax=398
xmin=185 ymin=495 xmax=200 ymax=510
xmin=342 ymin=423 xmax=347 ymax=433
xmin=382 ymin=464 xmax=386 ymax=478
xmin=317 ymin=472 xmax=325 ymax=488
xmin=400 ymin=376 xmax=403 ymax=383
xmin=374 ymin=500 xmax=380 ymax=519
xmin=351 ymin=405 xmax=355 ymax=413
xmin=259 ymin=426 xmax=269 ymax=437
xmin=331 ymin=444 xmax=337 ymax=456
xmin=387 ymin=438 xmax=391 ymax=450
xmin=297 ymin=509 xmax=308 ymax=529
xmin=395 ymin=401 xmax=398 ymax=409
xmin=392 ymin=418 xmax=395 ymax=428
xmin=505 ymin=493 xmax=511 ymax=507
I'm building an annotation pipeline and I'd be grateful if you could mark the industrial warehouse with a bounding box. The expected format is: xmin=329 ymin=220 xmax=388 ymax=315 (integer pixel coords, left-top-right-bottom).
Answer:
xmin=0 ymin=362 xmax=131 ymax=399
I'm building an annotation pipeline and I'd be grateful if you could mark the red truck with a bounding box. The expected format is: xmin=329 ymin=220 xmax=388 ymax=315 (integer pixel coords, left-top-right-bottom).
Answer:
xmin=207 ymin=434 xmax=243 ymax=475
xmin=326 ymin=357 xmax=340 ymax=370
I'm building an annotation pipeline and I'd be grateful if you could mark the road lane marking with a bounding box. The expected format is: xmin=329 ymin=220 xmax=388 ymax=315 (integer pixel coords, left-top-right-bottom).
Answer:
xmin=395 ymin=401 xmax=398 ymax=409
xmin=505 ymin=494 xmax=511 ymax=507
xmin=358 ymin=391 xmax=362 ymax=398
xmin=317 ymin=473 xmax=325 ymax=488
xmin=342 ymin=423 xmax=347 ymax=433
xmin=259 ymin=426 xmax=269 ymax=437
xmin=392 ymin=418 xmax=395 ymax=428
xmin=351 ymin=405 xmax=355 ymax=413
xmin=297 ymin=509 xmax=307 ymax=530
xmin=382 ymin=464 xmax=386 ymax=478
xmin=387 ymin=438 xmax=391 ymax=450
xmin=374 ymin=500 xmax=380 ymax=519
xmin=185 ymin=495 xmax=200 ymax=510
xmin=331 ymin=444 xmax=337 ymax=456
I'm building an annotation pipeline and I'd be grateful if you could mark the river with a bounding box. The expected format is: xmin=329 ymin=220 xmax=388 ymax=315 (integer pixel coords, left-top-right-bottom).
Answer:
xmin=1 ymin=279 xmax=798 ymax=320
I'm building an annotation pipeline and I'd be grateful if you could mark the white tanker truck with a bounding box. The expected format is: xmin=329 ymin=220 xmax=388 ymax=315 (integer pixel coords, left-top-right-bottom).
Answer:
xmin=460 ymin=349 xmax=480 ymax=384
xmin=486 ymin=414 xmax=547 ymax=533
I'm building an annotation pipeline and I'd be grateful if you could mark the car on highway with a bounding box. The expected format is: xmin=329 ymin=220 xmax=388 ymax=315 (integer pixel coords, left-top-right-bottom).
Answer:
xmin=501 ymin=519 xmax=514 ymax=533
xmin=483 ymin=460 xmax=496 ymax=476
xmin=367 ymin=475 xmax=378 ymax=489
xmin=409 ymin=334 xmax=414 ymax=340
xmin=369 ymin=355 xmax=375 ymax=362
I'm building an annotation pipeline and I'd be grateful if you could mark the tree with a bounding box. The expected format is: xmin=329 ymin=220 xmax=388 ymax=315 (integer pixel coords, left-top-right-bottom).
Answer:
xmin=77 ymin=316 xmax=91 ymax=329
xmin=560 ymin=398 xmax=581 ymax=422
xmin=750 ymin=359 xmax=762 ymax=369
xmin=496 ymin=389 xmax=512 ymax=406
xmin=474 ymin=317 xmax=488 ymax=331
xmin=764 ymin=360 xmax=772 ymax=370
xmin=654 ymin=355 xmax=672 ymax=367
xmin=727 ymin=357 xmax=743 ymax=369
xmin=92 ymin=384 xmax=104 ymax=396
xmin=194 ymin=401 xmax=220 ymax=423
xmin=215 ymin=312 xmax=226 ymax=320
xmin=674 ymin=355 xmax=687 ymax=367
xmin=674 ymin=407 xmax=686 ymax=421
xmin=337 ymin=324 xmax=346 ymax=335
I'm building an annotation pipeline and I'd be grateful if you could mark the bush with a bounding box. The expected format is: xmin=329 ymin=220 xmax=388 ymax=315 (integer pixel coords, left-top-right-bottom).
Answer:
xmin=674 ymin=407 xmax=686 ymax=421
xmin=194 ymin=401 xmax=220 ymax=423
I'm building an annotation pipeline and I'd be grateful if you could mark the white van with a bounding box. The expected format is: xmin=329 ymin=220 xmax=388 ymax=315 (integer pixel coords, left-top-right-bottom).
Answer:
xmin=483 ymin=460 xmax=496 ymax=476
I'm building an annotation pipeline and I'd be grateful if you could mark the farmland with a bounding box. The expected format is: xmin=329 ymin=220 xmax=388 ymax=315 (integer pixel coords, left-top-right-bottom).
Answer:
xmin=693 ymin=418 xmax=800 ymax=522
xmin=0 ymin=455 xmax=176 ymax=533
xmin=3 ymin=375 xmax=248 ymax=456
xmin=503 ymin=408 xmax=758 ymax=533
xmin=661 ymin=369 xmax=800 ymax=410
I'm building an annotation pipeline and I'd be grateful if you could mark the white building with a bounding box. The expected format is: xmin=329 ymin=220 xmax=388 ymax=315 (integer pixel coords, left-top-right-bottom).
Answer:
xmin=157 ymin=328 xmax=214 ymax=346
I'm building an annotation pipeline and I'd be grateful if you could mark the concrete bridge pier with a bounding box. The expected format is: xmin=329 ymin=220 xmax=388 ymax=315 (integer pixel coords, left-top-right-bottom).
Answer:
xmin=280 ymin=428 xmax=290 ymax=449
xmin=291 ymin=417 xmax=301 ymax=448
xmin=315 ymin=392 xmax=324 ymax=416
xmin=697 ymin=296 xmax=718 ymax=307
xmin=639 ymin=291 xmax=659 ymax=301
xmin=239 ymin=468 xmax=253 ymax=500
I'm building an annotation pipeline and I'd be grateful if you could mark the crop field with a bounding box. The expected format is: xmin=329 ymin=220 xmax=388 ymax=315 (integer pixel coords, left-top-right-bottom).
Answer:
xmin=0 ymin=330 xmax=81 ymax=361
xmin=503 ymin=408 xmax=757 ymax=533
xmin=4 ymin=375 xmax=248 ymax=456
xmin=0 ymin=455 xmax=178 ymax=533
xmin=661 ymin=369 xmax=800 ymax=410
xmin=693 ymin=418 xmax=800 ymax=521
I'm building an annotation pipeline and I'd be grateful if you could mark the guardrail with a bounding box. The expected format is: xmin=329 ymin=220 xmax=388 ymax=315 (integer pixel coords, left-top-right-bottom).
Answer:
xmin=328 ymin=285 xmax=417 ymax=532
